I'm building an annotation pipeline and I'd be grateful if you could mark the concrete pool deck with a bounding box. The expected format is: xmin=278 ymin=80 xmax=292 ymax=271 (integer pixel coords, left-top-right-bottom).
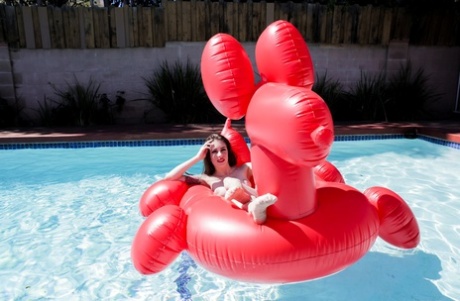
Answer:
xmin=0 ymin=121 xmax=459 ymax=144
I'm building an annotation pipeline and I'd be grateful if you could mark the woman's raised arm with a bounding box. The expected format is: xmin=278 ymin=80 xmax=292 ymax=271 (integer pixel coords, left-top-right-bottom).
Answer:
xmin=163 ymin=142 xmax=210 ymax=181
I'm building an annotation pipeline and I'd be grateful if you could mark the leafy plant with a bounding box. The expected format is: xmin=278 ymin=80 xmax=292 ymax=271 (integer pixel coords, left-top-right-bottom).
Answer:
xmin=313 ymin=72 xmax=350 ymax=121
xmin=44 ymin=77 xmax=125 ymax=126
xmin=294 ymin=64 xmax=441 ymax=123
xmin=144 ymin=60 xmax=224 ymax=124
xmin=347 ymin=70 xmax=388 ymax=121
xmin=35 ymin=96 xmax=57 ymax=126
xmin=48 ymin=77 xmax=101 ymax=126
xmin=385 ymin=62 xmax=442 ymax=121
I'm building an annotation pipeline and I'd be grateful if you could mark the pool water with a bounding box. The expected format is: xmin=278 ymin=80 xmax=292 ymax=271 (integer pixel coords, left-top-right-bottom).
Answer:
xmin=0 ymin=138 xmax=459 ymax=300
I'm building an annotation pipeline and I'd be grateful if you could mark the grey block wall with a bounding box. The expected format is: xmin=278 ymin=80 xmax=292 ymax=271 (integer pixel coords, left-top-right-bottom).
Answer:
xmin=0 ymin=44 xmax=16 ymax=103
xmin=1 ymin=41 xmax=459 ymax=124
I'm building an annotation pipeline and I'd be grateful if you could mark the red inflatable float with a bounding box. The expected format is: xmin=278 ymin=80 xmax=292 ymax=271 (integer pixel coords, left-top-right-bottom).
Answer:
xmin=131 ymin=20 xmax=420 ymax=283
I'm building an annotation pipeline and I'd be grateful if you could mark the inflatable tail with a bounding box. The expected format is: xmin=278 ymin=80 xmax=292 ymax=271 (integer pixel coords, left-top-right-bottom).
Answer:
xmin=131 ymin=205 xmax=187 ymax=274
xmin=139 ymin=180 xmax=189 ymax=217
xmin=314 ymin=161 xmax=345 ymax=184
xmin=365 ymin=187 xmax=420 ymax=249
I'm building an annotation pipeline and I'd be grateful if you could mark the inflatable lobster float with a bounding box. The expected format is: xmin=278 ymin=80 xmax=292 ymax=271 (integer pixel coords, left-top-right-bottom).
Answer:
xmin=131 ymin=20 xmax=420 ymax=283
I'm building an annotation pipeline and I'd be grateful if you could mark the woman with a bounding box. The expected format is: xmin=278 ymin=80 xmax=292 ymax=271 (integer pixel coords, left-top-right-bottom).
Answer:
xmin=163 ymin=133 xmax=277 ymax=224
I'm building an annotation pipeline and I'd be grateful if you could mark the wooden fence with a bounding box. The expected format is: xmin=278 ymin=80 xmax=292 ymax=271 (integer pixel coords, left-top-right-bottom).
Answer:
xmin=0 ymin=2 xmax=458 ymax=49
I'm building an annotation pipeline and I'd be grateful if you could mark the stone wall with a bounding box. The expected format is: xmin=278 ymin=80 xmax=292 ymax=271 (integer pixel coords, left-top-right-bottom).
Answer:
xmin=1 ymin=41 xmax=459 ymax=124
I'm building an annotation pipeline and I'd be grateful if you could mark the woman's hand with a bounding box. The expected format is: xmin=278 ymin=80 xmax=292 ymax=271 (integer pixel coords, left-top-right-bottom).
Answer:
xmin=196 ymin=142 xmax=211 ymax=160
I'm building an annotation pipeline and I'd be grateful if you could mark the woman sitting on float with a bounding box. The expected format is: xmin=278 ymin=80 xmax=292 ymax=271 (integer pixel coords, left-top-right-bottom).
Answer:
xmin=163 ymin=130 xmax=277 ymax=224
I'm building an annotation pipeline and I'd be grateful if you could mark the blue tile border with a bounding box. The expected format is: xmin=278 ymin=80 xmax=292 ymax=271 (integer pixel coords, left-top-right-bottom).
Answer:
xmin=334 ymin=134 xmax=405 ymax=141
xmin=0 ymin=139 xmax=205 ymax=150
xmin=418 ymin=134 xmax=460 ymax=150
xmin=0 ymin=134 xmax=458 ymax=150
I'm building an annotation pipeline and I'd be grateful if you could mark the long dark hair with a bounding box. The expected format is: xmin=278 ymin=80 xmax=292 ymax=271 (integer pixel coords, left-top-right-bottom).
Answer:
xmin=203 ymin=134 xmax=237 ymax=175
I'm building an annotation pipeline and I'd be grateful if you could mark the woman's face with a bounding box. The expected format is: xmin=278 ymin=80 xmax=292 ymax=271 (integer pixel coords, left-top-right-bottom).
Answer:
xmin=208 ymin=139 xmax=229 ymax=169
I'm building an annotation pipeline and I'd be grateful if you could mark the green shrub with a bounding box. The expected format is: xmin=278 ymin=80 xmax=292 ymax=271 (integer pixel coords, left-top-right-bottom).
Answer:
xmin=44 ymin=78 xmax=125 ymax=126
xmin=35 ymin=96 xmax=57 ymax=127
xmin=144 ymin=60 xmax=224 ymax=124
xmin=313 ymin=72 xmax=351 ymax=121
xmin=50 ymin=77 xmax=100 ymax=126
xmin=347 ymin=70 xmax=388 ymax=122
xmin=385 ymin=62 xmax=442 ymax=121
xmin=313 ymin=63 xmax=441 ymax=122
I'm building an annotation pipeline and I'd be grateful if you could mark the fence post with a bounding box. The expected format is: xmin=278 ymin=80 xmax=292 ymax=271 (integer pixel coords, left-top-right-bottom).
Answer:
xmin=114 ymin=8 xmax=126 ymax=48
xmin=38 ymin=7 xmax=51 ymax=49
xmin=22 ymin=7 xmax=36 ymax=49
xmin=266 ymin=2 xmax=274 ymax=26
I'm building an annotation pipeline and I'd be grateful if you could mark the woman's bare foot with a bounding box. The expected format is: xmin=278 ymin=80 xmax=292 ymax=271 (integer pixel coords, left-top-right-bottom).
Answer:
xmin=247 ymin=194 xmax=277 ymax=224
xmin=225 ymin=186 xmax=251 ymax=203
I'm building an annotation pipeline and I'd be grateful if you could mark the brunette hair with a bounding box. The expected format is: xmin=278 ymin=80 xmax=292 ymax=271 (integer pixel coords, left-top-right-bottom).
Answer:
xmin=203 ymin=134 xmax=237 ymax=175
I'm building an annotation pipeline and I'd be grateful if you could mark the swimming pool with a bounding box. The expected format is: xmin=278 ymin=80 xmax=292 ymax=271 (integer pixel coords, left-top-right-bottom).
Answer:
xmin=0 ymin=137 xmax=459 ymax=300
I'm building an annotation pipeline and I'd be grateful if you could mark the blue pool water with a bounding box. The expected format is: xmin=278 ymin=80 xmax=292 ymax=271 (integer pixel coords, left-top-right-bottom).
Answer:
xmin=0 ymin=138 xmax=459 ymax=300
